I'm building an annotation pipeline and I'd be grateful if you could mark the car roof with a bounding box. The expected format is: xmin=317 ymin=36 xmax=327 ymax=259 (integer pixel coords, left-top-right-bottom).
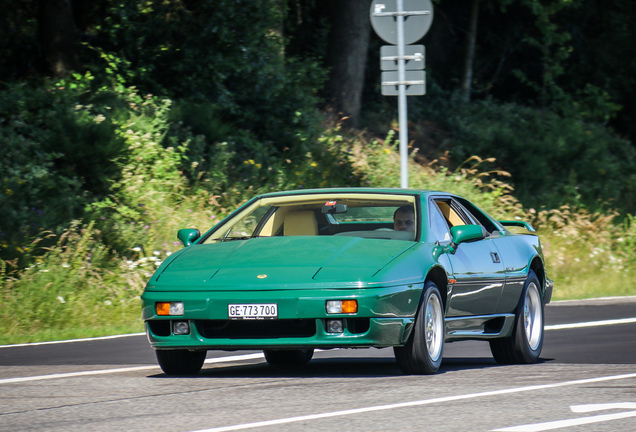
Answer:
xmin=254 ymin=187 xmax=456 ymax=199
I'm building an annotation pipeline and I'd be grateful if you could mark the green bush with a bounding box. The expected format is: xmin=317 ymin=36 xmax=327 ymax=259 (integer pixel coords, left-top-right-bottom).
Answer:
xmin=1 ymin=119 xmax=634 ymax=343
xmin=93 ymin=0 xmax=325 ymax=153
xmin=0 ymin=74 xmax=128 ymax=264
xmin=412 ymin=97 xmax=636 ymax=215
xmin=349 ymin=129 xmax=520 ymax=219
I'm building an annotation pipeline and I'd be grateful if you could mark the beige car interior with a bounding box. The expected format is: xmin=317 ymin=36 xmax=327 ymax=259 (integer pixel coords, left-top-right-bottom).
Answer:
xmin=283 ymin=210 xmax=319 ymax=236
xmin=435 ymin=200 xmax=465 ymax=227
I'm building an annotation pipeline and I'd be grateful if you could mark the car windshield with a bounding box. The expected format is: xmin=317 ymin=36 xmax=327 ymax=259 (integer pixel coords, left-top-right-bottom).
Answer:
xmin=202 ymin=192 xmax=417 ymax=243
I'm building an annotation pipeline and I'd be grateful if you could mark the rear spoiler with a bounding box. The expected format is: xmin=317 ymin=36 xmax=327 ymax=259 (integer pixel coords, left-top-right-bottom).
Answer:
xmin=499 ymin=220 xmax=536 ymax=233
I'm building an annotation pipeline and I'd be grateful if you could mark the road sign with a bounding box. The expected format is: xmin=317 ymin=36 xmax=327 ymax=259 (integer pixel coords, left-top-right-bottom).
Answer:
xmin=370 ymin=0 xmax=434 ymax=45
xmin=370 ymin=0 xmax=434 ymax=189
xmin=381 ymin=45 xmax=425 ymax=70
xmin=381 ymin=70 xmax=426 ymax=96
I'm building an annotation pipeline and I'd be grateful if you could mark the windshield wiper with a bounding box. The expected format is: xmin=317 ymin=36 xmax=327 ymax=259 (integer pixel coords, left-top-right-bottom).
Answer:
xmin=220 ymin=236 xmax=261 ymax=242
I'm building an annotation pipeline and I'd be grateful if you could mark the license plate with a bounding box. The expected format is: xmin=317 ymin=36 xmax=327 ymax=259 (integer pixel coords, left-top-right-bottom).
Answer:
xmin=228 ymin=303 xmax=278 ymax=320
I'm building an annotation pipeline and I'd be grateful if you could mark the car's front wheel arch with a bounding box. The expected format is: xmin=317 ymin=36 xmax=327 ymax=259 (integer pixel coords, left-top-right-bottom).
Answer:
xmin=425 ymin=266 xmax=448 ymax=311
xmin=529 ymin=256 xmax=545 ymax=286
xmin=394 ymin=280 xmax=445 ymax=374
xmin=489 ymin=269 xmax=544 ymax=364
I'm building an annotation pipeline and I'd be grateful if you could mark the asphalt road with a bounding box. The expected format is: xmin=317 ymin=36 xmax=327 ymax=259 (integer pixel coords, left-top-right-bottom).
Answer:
xmin=1 ymin=297 xmax=635 ymax=432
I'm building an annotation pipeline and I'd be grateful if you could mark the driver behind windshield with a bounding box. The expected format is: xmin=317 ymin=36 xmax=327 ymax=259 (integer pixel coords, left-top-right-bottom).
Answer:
xmin=393 ymin=205 xmax=415 ymax=232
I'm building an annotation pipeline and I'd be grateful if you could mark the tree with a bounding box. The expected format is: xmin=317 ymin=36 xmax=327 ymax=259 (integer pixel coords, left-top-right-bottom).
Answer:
xmin=324 ymin=0 xmax=372 ymax=126
xmin=37 ymin=0 xmax=82 ymax=76
xmin=460 ymin=0 xmax=480 ymax=103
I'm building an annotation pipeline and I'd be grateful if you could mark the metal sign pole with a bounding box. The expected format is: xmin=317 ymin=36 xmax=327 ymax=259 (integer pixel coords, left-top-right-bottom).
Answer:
xmin=396 ymin=0 xmax=408 ymax=189
xmin=371 ymin=0 xmax=433 ymax=189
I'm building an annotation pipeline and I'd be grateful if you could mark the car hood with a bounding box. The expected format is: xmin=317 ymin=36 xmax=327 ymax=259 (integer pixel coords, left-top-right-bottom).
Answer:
xmin=149 ymin=236 xmax=417 ymax=290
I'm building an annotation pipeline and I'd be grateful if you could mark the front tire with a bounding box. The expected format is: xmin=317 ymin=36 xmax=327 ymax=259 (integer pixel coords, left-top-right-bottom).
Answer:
xmin=263 ymin=349 xmax=314 ymax=366
xmin=156 ymin=349 xmax=206 ymax=375
xmin=490 ymin=270 xmax=544 ymax=364
xmin=394 ymin=281 xmax=445 ymax=374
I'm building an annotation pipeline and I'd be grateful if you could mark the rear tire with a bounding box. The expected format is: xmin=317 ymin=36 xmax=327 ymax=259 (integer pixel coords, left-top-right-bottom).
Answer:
xmin=490 ymin=270 xmax=544 ymax=364
xmin=156 ymin=349 xmax=206 ymax=375
xmin=394 ymin=281 xmax=444 ymax=374
xmin=263 ymin=349 xmax=314 ymax=366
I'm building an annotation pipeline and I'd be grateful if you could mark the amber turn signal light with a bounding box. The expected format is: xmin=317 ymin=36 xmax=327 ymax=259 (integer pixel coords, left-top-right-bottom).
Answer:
xmin=156 ymin=301 xmax=184 ymax=316
xmin=326 ymin=300 xmax=358 ymax=314
xmin=341 ymin=300 xmax=358 ymax=313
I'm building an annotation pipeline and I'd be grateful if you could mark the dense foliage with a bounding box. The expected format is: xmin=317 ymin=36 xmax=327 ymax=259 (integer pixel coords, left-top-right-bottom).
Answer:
xmin=0 ymin=0 xmax=635 ymax=342
xmin=410 ymin=95 xmax=636 ymax=213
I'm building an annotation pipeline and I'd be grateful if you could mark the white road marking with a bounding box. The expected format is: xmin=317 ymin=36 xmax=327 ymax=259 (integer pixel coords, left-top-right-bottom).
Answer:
xmin=0 ymin=353 xmax=265 ymax=385
xmin=186 ymin=373 xmax=636 ymax=432
xmin=0 ymin=365 xmax=159 ymax=384
xmin=0 ymin=332 xmax=146 ymax=349
xmin=493 ymin=402 xmax=636 ymax=431
xmin=545 ymin=317 xmax=636 ymax=330
xmin=571 ymin=402 xmax=636 ymax=412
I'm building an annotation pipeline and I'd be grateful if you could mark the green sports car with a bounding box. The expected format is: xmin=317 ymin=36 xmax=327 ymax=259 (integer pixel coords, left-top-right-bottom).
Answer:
xmin=142 ymin=188 xmax=553 ymax=375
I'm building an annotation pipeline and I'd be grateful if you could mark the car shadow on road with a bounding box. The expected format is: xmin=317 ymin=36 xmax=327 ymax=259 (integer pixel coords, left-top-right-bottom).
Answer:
xmin=148 ymin=355 xmax=508 ymax=379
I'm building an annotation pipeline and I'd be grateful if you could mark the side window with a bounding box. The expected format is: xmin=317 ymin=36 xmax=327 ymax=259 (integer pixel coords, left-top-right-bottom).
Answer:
xmin=430 ymin=204 xmax=451 ymax=242
xmin=456 ymin=198 xmax=500 ymax=235
xmin=221 ymin=206 xmax=272 ymax=239
xmin=435 ymin=199 xmax=466 ymax=227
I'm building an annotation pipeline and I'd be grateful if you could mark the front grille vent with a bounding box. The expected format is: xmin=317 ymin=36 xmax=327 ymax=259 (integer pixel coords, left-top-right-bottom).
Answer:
xmin=148 ymin=320 xmax=171 ymax=337
xmin=197 ymin=319 xmax=316 ymax=339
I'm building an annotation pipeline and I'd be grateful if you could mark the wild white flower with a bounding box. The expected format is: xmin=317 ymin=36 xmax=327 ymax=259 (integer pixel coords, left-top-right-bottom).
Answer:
xmin=132 ymin=246 xmax=142 ymax=252
xmin=57 ymin=296 xmax=66 ymax=304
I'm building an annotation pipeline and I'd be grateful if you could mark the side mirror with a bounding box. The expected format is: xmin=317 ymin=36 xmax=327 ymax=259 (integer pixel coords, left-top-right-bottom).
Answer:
xmin=449 ymin=225 xmax=486 ymax=253
xmin=177 ymin=228 xmax=201 ymax=247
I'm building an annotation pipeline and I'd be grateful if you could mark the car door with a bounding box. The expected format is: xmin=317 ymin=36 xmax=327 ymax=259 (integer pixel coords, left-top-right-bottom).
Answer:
xmin=430 ymin=197 xmax=506 ymax=317
xmin=453 ymin=196 xmax=530 ymax=315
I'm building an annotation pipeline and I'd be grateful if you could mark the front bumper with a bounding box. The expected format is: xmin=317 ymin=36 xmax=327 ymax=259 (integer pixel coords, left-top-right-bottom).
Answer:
xmin=142 ymin=284 xmax=422 ymax=350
